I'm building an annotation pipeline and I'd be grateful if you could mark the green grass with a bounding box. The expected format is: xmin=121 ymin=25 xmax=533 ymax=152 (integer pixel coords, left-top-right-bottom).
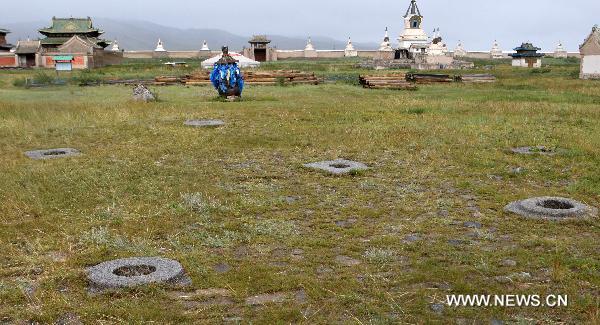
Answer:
xmin=0 ymin=59 xmax=599 ymax=323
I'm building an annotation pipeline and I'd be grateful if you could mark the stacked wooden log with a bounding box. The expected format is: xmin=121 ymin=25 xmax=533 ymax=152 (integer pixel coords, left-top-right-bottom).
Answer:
xmin=359 ymin=73 xmax=417 ymax=90
xmin=406 ymin=73 xmax=455 ymax=84
xmin=457 ymin=74 xmax=497 ymax=83
xmin=155 ymin=70 xmax=320 ymax=86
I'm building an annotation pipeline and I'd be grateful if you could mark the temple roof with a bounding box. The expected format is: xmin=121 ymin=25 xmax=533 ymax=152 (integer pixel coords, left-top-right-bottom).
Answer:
xmin=404 ymin=0 xmax=422 ymax=18
xmin=513 ymin=43 xmax=541 ymax=52
xmin=511 ymin=42 xmax=543 ymax=58
xmin=15 ymin=40 xmax=40 ymax=54
xmin=249 ymin=35 xmax=271 ymax=43
xmin=39 ymin=17 xmax=103 ymax=36
xmin=580 ymin=25 xmax=600 ymax=55
xmin=0 ymin=28 xmax=10 ymax=34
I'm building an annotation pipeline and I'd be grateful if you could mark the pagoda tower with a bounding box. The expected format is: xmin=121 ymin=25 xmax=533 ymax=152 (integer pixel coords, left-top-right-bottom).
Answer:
xmin=398 ymin=0 xmax=428 ymax=51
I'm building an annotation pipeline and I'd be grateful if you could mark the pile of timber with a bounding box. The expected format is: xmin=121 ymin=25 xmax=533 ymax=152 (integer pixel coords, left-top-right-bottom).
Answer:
xmin=155 ymin=70 xmax=320 ymax=86
xmin=457 ymin=74 xmax=497 ymax=83
xmin=359 ymin=73 xmax=417 ymax=90
xmin=406 ymin=73 xmax=455 ymax=84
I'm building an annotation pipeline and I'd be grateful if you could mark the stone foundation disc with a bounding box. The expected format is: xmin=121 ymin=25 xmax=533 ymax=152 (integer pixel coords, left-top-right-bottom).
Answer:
xmin=184 ymin=119 xmax=225 ymax=128
xmin=510 ymin=146 xmax=556 ymax=155
xmin=505 ymin=197 xmax=597 ymax=221
xmin=25 ymin=148 xmax=81 ymax=160
xmin=86 ymin=257 xmax=191 ymax=292
xmin=303 ymin=159 xmax=368 ymax=175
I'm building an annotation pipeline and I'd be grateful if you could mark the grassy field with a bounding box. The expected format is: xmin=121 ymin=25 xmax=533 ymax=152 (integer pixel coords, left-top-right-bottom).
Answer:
xmin=0 ymin=58 xmax=599 ymax=324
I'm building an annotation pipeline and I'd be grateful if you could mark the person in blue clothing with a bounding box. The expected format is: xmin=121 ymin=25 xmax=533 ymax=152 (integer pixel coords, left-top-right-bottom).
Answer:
xmin=210 ymin=46 xmax=244 ymax=98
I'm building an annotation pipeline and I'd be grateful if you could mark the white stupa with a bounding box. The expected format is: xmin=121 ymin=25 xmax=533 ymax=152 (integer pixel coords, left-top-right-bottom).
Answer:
xmin=554 ymin=41 xmax=568 ymax=58
xmin=454 ymin=40 xmax=467 ymax=57
xmin=305 ymin=37 xmax=315 ymax=51
xmin=398 ymin=0 xmax=429 ymax=51
xmin=201 ymin=40 xmax=210 ymax=51
xmin=379 ymin=27 xmax=393 ymax=51
xmin=201 ymin=51 xmax=260 ymax=69
xmin=155 ymin=39 xmax=166 ymax=52
xmin=490 ymin=40 xmax=503 ymax=59
xmin=344 ymin=37 xmax=358 ymax=57
xmin=427 ymin=29 xmax=448 ymax=56
xmin=110 ymin=40 xmax=120 ymax=52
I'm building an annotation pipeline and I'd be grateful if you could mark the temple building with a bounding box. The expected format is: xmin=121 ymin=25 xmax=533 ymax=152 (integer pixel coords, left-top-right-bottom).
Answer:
xmin=15 ymin=40 xmax=40 ymax=67
xmin=580 ymin=25 xmax=600 ymax=79
xmin=510 ymin=42 xmax=544 ymax=68
xmin=38 ymin=17 xmax=110 ymax=51
xmin=0 ymin=28 xmax=14 ymax=52
xmin=397 ymin=0 xmax=428 ymax=52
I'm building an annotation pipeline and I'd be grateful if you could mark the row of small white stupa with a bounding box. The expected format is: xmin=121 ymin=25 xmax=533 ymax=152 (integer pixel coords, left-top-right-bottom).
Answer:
xmin=111 ymin=36 xmax=569 ymax=59
xmin=109 ymin=39 xmax=211 ymax=52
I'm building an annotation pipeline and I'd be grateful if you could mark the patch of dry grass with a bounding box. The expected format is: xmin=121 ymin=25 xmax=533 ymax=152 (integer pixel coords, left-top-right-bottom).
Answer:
xmin=0 ymin=60 xmax=598 ymax=323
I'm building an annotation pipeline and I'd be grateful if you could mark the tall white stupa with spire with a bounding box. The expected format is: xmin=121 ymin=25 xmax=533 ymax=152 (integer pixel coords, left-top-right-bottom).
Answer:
xmin=304 ymin=37 xmax=317 ymax=58
xmin=397 ymin=0 xmax=429 ymax=51
xmin=344 ymin=37 xmax=358 ymax=57
xmin=379 ymin=27 xmax=393 ymax=51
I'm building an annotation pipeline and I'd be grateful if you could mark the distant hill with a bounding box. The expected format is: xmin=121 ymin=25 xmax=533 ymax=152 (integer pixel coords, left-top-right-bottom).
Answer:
xmin=4 ymin=18 xmax=379 ymax=51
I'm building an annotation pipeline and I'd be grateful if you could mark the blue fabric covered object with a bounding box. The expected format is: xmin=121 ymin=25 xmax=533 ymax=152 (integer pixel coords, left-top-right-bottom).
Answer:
xmin=210 ymin=63 xmax=244 ymax=97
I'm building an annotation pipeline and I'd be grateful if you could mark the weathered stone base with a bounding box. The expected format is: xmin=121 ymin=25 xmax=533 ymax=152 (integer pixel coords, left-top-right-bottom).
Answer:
xmin=303 ymin=159 xmax=368 ymax=175
xmin=505 ymin=197 xmax=597 ymax=221
xmin=86 ymin=257 xmax=191 ymax=292
xmin=580 ymin=73 xmax=600 ymax=80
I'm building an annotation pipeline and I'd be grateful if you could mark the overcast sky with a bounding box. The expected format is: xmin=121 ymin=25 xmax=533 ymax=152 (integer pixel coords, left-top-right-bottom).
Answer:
xmin=3 ymin=0 xmax=599 ymax=51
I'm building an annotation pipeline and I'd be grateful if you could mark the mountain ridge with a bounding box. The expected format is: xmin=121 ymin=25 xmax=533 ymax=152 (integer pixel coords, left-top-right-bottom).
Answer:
xmin=3 ymin=18 xmax=379 ymax=51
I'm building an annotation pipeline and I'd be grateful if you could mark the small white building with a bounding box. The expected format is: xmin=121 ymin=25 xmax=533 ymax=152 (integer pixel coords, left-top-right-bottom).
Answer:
xmin=510 ymin=43 xmax=544 ymax=68
xmin=580 ymin=25 xmax=600 ymax=80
